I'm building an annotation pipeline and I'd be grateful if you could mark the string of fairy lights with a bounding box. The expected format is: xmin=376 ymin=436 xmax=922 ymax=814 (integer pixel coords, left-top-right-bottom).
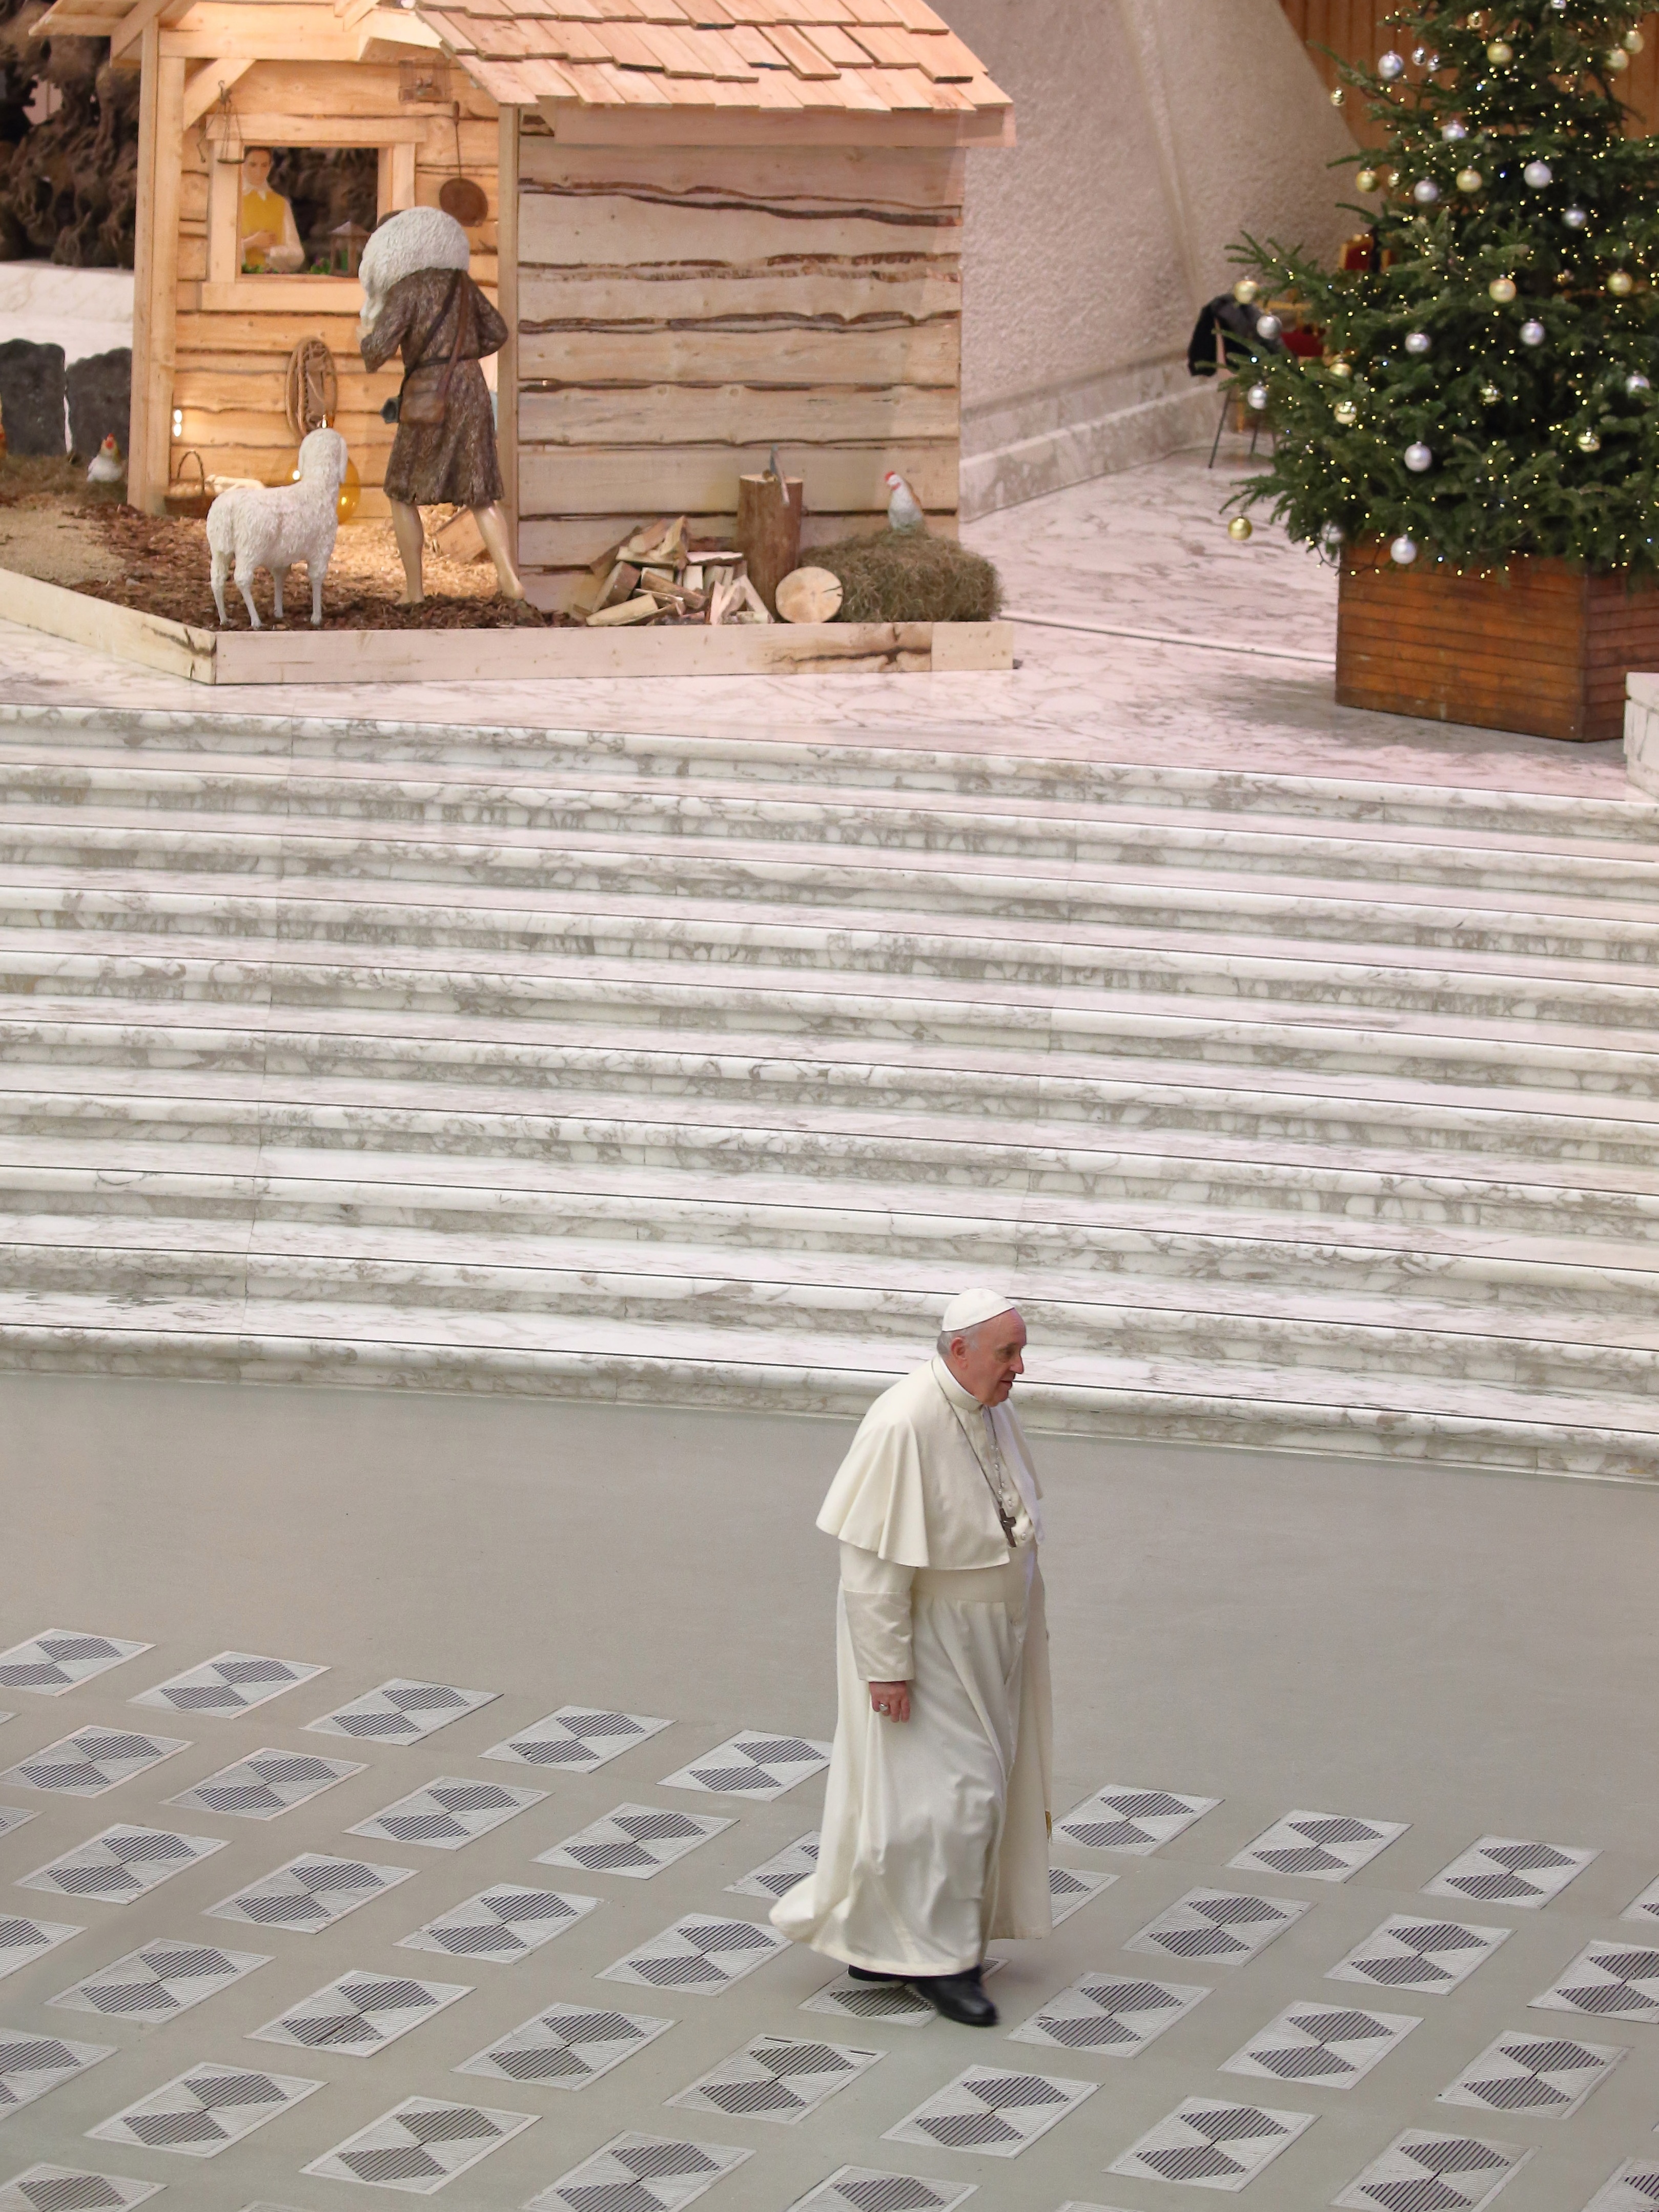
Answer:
xmin=1225 ymin=2 xmax=1659 ymax=574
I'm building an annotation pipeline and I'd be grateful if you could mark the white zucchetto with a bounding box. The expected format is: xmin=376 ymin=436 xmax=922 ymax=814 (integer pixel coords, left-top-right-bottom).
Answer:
xmin=939 ymin=1288 xmax=1017 ymax=1334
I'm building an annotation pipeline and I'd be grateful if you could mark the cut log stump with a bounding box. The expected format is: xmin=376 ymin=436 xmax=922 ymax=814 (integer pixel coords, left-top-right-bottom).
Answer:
xmin=736 ymin=471 xmax=803 ymax=616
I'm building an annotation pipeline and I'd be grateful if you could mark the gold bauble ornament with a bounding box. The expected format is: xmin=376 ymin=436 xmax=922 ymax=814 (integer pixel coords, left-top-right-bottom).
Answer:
xmin=1232 ymin=277 xmax=1261 ymax=304
xmin=336 ymin=456 xmax=361 ymax=524
xmin=1608 ymin=270 xmax=1636 ymax=295
xmin=1607 ymin=45 xmax=1630 ymax=70
xmin=1576 ymin=429 xmax=1602 ymax=451
xmin=1226 ymin=515 xmax=1254 ymax=542
xmin=1627 ymin=27 xmax=1646 ymax=52
xmin=1456 ymin=167 xmax=1484 ymax=192
xmin=1328 ymin=359 xmax=1354 ymax=379
xmin=1486 ymin=38 xmax=1513 ymax=63
xmin=1465 ymin=8 xmax=1484 ymax=25
xmin=1330 ymin=85 xmax=1346 ymax=106
xmin=1488 ymin=277 xmax=1518 ymax=302
xmin=1334 ymin=399 xmax=1359 ymax=426
xmin=1355 ymin=167 xmax=1380 ymax=192
xmin=1480 ymin=381 xmax=1501 ymax=403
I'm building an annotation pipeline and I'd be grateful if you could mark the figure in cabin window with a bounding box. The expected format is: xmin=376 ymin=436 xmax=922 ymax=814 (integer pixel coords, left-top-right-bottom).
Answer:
xmin=357 ymin=204 xmax=523 ymax=603
xmin=239 ymin=147 xmax=305 ymax=273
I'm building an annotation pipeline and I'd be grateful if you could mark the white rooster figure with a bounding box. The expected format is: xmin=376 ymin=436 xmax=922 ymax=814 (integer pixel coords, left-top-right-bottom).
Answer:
xmin=884 ymin=469 xmax=926 ymax=534
xmin=86 ymin=434 xmax=125 ymax=484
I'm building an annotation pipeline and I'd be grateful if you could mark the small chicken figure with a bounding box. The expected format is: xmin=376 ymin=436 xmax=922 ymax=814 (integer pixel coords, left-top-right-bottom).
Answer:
xmin=86 ymin=434 xmax=125 ymax=485
xmin=884 ymin=469 xmax=926 ymax=533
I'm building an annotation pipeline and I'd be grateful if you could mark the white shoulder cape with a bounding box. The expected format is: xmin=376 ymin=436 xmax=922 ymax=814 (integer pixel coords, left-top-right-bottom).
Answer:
xmin=815 ymin=1361 xmax=1042 ymax=1570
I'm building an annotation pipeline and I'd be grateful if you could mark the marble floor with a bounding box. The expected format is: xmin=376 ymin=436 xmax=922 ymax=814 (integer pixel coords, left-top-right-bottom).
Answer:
xmin=0 ymin=1372 xmax=1656 ymax=2212
xmin=0 ymin=442 xmax=1630 ymax=799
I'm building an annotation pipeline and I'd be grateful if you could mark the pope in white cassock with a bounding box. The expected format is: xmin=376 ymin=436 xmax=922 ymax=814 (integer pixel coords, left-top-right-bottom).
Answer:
xmin=772 ymin=1290 xmax=1052 ymax=2027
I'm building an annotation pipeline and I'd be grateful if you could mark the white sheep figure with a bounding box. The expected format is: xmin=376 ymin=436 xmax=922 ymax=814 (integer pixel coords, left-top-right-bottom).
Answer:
xmin=207 ymin=426 xmax=350 ymax=629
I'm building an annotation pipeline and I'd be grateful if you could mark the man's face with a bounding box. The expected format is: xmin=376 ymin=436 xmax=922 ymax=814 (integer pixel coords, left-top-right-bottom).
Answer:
xmin=243 ymin=149 xmax=272 ymax=190
xmin=947 ymin=1311 xmax=1027 ymax=1405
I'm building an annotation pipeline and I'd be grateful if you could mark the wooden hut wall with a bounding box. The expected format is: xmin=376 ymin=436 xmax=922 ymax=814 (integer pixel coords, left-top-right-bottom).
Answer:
xmin=172 ymin=57 xmax=499 ymax=515
xmin=514 ymin=117 xmax=965 ymax=611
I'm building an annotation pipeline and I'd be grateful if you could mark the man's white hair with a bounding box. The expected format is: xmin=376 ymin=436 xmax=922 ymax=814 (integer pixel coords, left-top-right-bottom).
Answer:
xmin=358 ymin=206 xmax=470 ymax=341
xmin=936 ymin=1314 xmax=1010 ymax=1356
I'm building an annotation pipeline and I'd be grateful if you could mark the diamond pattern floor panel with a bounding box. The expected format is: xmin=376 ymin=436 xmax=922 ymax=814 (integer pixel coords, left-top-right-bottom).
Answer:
xmin=784 ymin=2169 xmax=976 ymax=2212
xmin=538 ymin=1805 xmax=733 ymax=1879
xmin=1531 ymin=1940 xmax=1659 ymax=2023
xmin=87 ymin=2064 xmax=320 ymax=2157
xmin=348 ymin=1777 xmax=544 ymax=1850
xmin=669 ymin=2034 xmax=882 ymax=2124
xmin=0 ymin=1811 xmax=33 ymax=1843
xmin=0 ymin=1637 xmax=150 ymax=1698
xmin=206 ymin=1855 xmax=416 ymax=1933
xmin=132 ymin=1655 xmax=326 ymax=1718
xmin=885 ymin=2066 xmax=1096 ymax=2158
xmin=455 ymin=2002 xmax=674 ymax=2090
xmin=304 ymin=2097 xmax=535 ymax=2194
xmin=726 ymin=1835 xmax=820 ymax=1902
xmin=600 ymin=1914 xmax=788 ymax=1994
xmin=1219 ymin=2000 xmax=1419 ymax=2087
xmin=167 ymin=1749 xmax=363 ymax=1821
xmin=1622 ymin=1877 xmax=1659 ymax=1926
xmin=18 ymin=1828 xmax=226 ymax=1905
xmin=250 ymin=1971 xmax=470 ymax=2054
xmin=307 ymin=1683 xmax=497 ymax=1747
xmin=1124 ymin=1889 xmax=1309 ymax=1966
xmin=0 ymin=2033 xmax=113 ymax=2115
xmin=1584 ymin=2158 xmax=1659 ymax=2211
xmin=1051 ymin=1787 xmax=1220 ymax=1855
xmin=1437 ymin=2030 xmax=1625 ymax=2117
xmin=0 ymin=1918 xmax=80 ymax=1982
xmin=1327 ymin=1915 xmax=1512 ymax=1995
xmin=0 ymin=2166 xmax=162 ymax=2212
xmin=399 ymin=1885 xmax=599 ymax=1963
xmin=1046 ymin=1865 xmax=1115 ymax=1925
xmin=1008 ymin=1973 xmax=1208 ymax=2056
xmin=660 ymin=1732 xmax=830 ymax=1802
xmin=1333 ymin=2130 xmax=1532 ymax=2212
xmin=482 ymin=1707 xmax=670 ymax=1773
xmin=800 ymin=1976 xmax=936 ymax=2029
xmin=49 ymin=1940 xmax=268 ymax=2023
xmin=1108 ymin=2097 xmax=1315 ymax=2192
xmin=525 ymin=2131 xmax=750 ymax=2212
xmin=1227 ymin=1810 xmax=1408 ymax=1883
xmin=1424 ymin=1836 xmax=1599 ymax=1909
xmin=0 ymin=1730 xmax=188 ymax=1798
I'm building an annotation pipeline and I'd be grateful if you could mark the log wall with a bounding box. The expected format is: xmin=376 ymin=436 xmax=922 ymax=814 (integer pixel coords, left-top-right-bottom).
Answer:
xmin=514 ymin=118 xmax=965 ymax=613
xmin=170 ymin=52 xmax=498 ymax=516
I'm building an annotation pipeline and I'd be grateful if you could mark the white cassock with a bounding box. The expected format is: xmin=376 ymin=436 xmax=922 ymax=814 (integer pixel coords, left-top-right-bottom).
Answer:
xmin=772 ymin=1356 xmax=1053 ymax=1976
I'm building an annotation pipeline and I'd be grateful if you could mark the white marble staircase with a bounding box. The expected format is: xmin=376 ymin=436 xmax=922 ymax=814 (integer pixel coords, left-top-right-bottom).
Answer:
xmin=2 ymin=701 xmax=1656 ymax=1479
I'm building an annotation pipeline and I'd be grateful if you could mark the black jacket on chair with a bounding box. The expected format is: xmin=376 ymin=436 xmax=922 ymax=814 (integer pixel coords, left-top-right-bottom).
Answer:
xmin=1187 ymin=294 xmax=1284 ymax=377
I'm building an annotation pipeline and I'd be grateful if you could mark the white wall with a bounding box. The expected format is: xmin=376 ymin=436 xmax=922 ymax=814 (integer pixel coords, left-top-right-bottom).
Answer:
xmin=0 ymin=263 xmax=134 ymax=366
xmin=943 ymin=0 xmax=1355 ymax=515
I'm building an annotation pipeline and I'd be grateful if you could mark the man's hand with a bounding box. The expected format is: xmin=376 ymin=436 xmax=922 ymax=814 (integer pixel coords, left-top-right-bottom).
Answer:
xmin=868 ymin=1681 xmax=911 ymax=1723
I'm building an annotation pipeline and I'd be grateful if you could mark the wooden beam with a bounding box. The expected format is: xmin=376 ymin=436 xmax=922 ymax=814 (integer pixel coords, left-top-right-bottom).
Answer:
xmin=181 ymin=55 xmax=253 ymax=129
xmin=144 ymin=52 xmax=187 ymax=506
xmin=531 ymin=98 xmax=1013 ymax=150
xmin=498 ymin=99 xmax=520 ymax=548
xmin=128 ymin=21 xmax=163 ymax=510
xmin=110 ymin=0 xmax=178 ymax=65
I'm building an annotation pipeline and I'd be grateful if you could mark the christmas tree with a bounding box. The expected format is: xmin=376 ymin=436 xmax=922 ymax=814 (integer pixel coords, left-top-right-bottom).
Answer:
xmin=1231 ymin=3 xmax=1659 ymax=575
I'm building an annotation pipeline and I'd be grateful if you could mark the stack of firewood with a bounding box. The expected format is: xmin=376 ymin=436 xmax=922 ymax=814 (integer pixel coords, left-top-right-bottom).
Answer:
xmin=570 ymin=516 xmax=775 ymax=628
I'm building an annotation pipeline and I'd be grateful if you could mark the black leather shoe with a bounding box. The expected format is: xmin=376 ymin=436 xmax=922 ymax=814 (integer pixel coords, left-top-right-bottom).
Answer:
xmin=915 ymin=1970 xmax=998 ymax=2027
xmin=846 ymin=1965 xmax=907 ymax=1983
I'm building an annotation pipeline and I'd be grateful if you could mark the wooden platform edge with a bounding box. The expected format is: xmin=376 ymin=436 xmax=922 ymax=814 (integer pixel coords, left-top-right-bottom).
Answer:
xmin=0 ymin=565 xmax=218 ymax=682
xmin=0 ymin=569 xmax=1015 ymax=682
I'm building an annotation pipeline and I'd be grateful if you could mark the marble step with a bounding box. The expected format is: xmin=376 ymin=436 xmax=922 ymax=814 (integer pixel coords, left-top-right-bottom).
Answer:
xmin=8 ymin=705 xmax=1659 ymax=842
xmin=6 ymin=842 xmax=1659 ymax=966
xmin=7 ymin=763 xmax=1659 ymax=897
xmin=0 ymin=1284 xmax=1650 ymax=1480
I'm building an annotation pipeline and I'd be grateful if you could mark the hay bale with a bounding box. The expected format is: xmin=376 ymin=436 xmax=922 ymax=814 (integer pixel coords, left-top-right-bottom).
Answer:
xmin=810 ymin=529 xmax=1002 ymax=624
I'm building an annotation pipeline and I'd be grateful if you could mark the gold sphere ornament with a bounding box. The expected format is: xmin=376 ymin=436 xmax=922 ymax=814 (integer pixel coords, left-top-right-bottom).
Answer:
xmin=336 ymin=457 xmax=361 ymax=524
xmin=1576 ymin=429 xmax=1602 ymax=452
xmin=1226 ymin=515 xmax=1254 ymax=542
xmin=1486 ymin=38 xmax=1513 ymax=63
xmin=1627 ymin=27 xmax=1646 ymax=52
xmin=1329 ymin=359 xmax=1354 ymax=379
xmin=1607 ymin=45 xmax=1630 ymax=70
xmin=1456 ymin=168 xmax=1484 ymax=192
xmin=1488 ymin=277 xmax=1518 ymax=303
xmin=1232 ymin=277 xmax=1260 ymax=305
xmin=1480 ymin=381 xmax=1501 ymax=403
xmin=1608 ymin=270 xmax=1636 ymax=296
xmin=1334 ymin=399 xmax=1360 ymax=426
xmin=1355 ymin=167 xmax=1380 ymax=193
xmin=1330 ymin=85 xmax=1346 ymax=106
xmin=1465 ymin=8 xmax=1484 ymax=25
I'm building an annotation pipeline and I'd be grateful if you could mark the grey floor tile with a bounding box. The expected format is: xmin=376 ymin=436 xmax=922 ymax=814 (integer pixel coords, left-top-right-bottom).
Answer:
xmin=0 ymin=1730 xmax=188 ymax=1798
xmin=1437 ymin=2030 xmax=1625 ymax=2118
xmin=348 ymin=1777 xmax=544 ymax=1850
xmin=132 ymin=1654 xmax=326 ymax=1719
xmin=1219 ymin=1999 xmax=1419 ymax=2087
xmin=1108 ymin=2097 xmax=1315 ymax=2191
xmin=785 ymin=2173 xmax=975 ymax=2212
xmin=1124 ymin=1888 xmax=1309 ymax=1967
xmin=0 ymin=1810 xmax=33 ymax=1842
xmin=167 ymin=1748 xmax=362 ymax=1821
xmin=455 ymin=2001 xmax=673 ymax=2090
xmin=482 ymin=1707 xmax=670 ymax=1773
xmin=88 ymin=2065 xmax=321 ymax=2157
xmin=206 ymin=1854 xmax=416 ymax=1933
xmin=1327 ymin=1914 xmax=1511 ymax=1995
xmin=537 ymin=1804 xmax=732 ymax=1879
xmin=49 ymin=1939 xmax=268 ymax=2024
xmin=885 ymin=2066 xmax=1096 ymax=2158
xmin=250 ymin=1971 xmax=470 ymax=2054
xmin=1622 ymin=1876 xmax=1659 ymax=1926
xmin=660 ymin=1732 xmax=829 ymax=1802
xmin=18 ymin=1828 xmax=225 ymax=1906
xmin=0 ymin=1636 xmax=150 ymax=1698
xmin=1046 ymin=1865 xmax=1114 ymax=1925
xmin=525 ymin=2133 xmax=749 ymax=2212
xmin=800 ymin=1975 xmax=936 ymax=2029
xmin=1227 ymin=1811 xmax=1408 ymax=1883
xmin=303 ymin=2098 xmax=536 ymax=2194
xmin=1008 ymin=1972 xmax=1207 ymax=2055
xmin=1333 ymin=2130 xmax=1531 ymax=2211
xmin=1530 ymin=1939 xmax=1659 ymax=2024
xmin=0 ymin=2167 xmax=162 ymax=2212
xmin=600 ymin=1913 xmax=788 ymax=1994
xmin=0 ymin=2033 xmax=113 ymax=2115
xmin=399 ymin=1885 xmax=598 ymax=1964
xmin=0 ymin=1916 xmax=79 ymax=1981
xmin=1584 ymin=2157 xmax=1659 ymax=2211
xmin=726 ymin=1834 xmax=818 ymax=1901
xmin=1052 ymin=1787 xmax=1219 ymax=1855
xmin=1424 ymin=1836 xmax=1599 ymax=1909
xmin=668 ymin=2033 xmax=882 ymax=2124
xmin=308 ymin=1682 xmax=497 ymax=1747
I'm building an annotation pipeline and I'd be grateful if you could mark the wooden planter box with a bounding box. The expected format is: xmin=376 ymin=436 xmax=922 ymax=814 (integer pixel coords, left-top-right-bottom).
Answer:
xmin=1336 ymin=540 xmax=1659 ymax=742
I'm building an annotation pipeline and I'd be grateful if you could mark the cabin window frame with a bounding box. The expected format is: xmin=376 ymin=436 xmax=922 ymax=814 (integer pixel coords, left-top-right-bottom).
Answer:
xmin=203 ymin=116 xmax=424 ymax=305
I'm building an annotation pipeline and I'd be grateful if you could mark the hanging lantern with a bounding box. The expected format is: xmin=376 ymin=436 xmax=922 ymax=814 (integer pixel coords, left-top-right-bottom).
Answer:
xmin=206 ymin=84 xmax=244 ymax=166
xmin=331 ymin=220 xmax=371 ymax=278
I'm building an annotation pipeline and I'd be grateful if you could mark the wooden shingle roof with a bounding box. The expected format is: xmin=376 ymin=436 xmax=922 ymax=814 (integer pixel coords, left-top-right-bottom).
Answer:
xmin=413 ymin=0 xmax=1011 ymax=128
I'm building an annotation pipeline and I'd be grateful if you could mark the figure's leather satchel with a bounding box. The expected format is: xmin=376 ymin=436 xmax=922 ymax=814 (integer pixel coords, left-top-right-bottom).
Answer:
xmin=384 ymin=273 xmax=466 ymax=427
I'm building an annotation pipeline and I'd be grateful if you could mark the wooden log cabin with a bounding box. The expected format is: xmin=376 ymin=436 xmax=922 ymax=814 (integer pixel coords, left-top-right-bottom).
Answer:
xmin=34 ymin=0 xmax=1012 ymax=610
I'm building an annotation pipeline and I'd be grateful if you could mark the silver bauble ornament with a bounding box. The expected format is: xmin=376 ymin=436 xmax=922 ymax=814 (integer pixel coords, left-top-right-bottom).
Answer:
xmin=1627 ymin=373 xmax=1652 ymax=395
xmin=1520 ymin=319 xmax=1547 ymax=346
xmin=1564 ymin=205 xmax=1588 ymax=228
xmin=1607 ymin=46 xmax=1630 ymax=70
xmin=1480 ymin=381 xmax=1501 ymax=404
xmin=1378 ymin=49 xmax=1406 ymax=79
xmin=1412 ymin=178 xmax=1441 ymax=205
xmin=1404 ymin=442 xmax=1434 ymax=472
xmin=1246 ymin=383 xmax=1271 ymax=412
xmin=1576 ymin=429 xmax=1602 ymax=452
xmin=1256 ymin=313 xmax=1282 ymax=340
xmin=1443 ymin=118 xmax=1468 ymax=141
xmin=1404 ymin=330 xmax=1432 ymax=355
xmin=1390 ymin=535 xmax=1419 ymax=565
xmin=1488 ymin=277 xmax=1518 ymax=303
xmin=1457 ymin=167 xmax=1485 ymax=192
xmin=1320 ymin=521 xmax=1346 ymax=548
xmin=1523 ymin=160 xmax=1553 ymax=188
xmin=1627 ymin=28 xmax=1646 ymax=52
